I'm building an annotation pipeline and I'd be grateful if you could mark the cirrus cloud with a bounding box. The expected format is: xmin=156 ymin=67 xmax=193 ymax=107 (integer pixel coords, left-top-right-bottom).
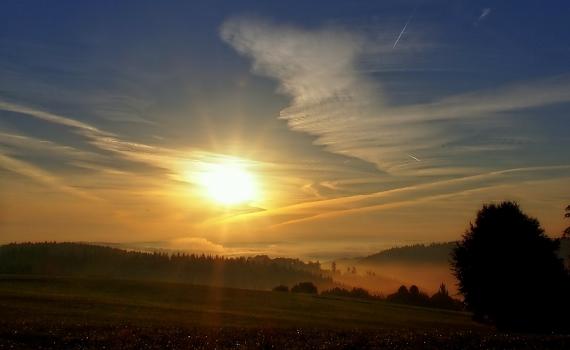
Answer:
xmin=221 ymin=16 xmax=570 ymax=175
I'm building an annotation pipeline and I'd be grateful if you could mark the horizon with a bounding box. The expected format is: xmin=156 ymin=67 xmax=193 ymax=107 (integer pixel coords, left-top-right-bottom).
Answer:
xmin=1 ymin=0 xmax=569 ymax=260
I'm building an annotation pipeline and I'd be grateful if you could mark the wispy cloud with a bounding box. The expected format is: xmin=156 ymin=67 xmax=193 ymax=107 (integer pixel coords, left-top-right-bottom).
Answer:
xmin=0 ymin=98 xmax=280 ymax=212
xmin=0 ymin=100 xmax=103 ymax=133
xmin=212 ymin=165 xmax=570 ymax=233
xmin=0 ymin=99 xmax=182 ymax=197
xmin=0 ymin=153 xmax=101 ymax=200
xmin=222 ymin=17 xmax=570 ymax=176
xmin=0 ymin=98 xmax=180 ymax=171
xmin=387 ymin=75 xmax=570 ymax=123
xmin=0 ymin=132 xmax=100 ymax=161
xmin=477 ymin=8 xmax=492 ymax=23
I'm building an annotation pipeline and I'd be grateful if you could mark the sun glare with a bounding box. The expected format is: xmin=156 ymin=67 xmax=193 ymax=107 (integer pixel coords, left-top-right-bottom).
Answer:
xmin=198 ymin=161 xmax=258 ymax=205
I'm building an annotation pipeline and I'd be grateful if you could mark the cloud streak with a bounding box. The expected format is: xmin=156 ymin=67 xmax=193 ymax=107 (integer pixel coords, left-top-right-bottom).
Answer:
xmin=0 ymin=99 xmax=187 ymax=198
xmin=0 ymin=100 xmax=103 ymax=133
xmin=0 ymin=153 xmax=100 ymax=200
xmin=477 ymin=8 xmax=491 ymax=23
xmin=213 ymin=165 xmax=570 ymax=232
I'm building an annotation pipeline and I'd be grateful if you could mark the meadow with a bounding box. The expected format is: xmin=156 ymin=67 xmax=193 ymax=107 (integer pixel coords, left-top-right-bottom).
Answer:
xmin=1 ymin=275 xmax=568 ymax=349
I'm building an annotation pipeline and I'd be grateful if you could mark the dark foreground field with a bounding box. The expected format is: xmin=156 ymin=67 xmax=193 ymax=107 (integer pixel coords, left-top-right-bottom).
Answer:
xmin=0 ymin=276 xmax=568 ymax=349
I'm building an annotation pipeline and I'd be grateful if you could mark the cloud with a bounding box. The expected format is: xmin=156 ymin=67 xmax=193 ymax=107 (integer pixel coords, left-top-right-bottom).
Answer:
xmin=221 ymin=17 xmax=370 ymax=106
xmin=221 ymin=17 xmax=388 ymax=166
xmin=214 ymin=165 xmax=570 ymax=230
xmin=0 ymin=98 xmax=184 ymax=173
xmin=221 ymin=17 xmax=570 ymax=175
xmin=0 ymin=132 xmax=100 ymax=161
xmin=0 ymin=99 xmax=185 ymax=197
xmin=0 ymin=153 xmax=100 ymax=200
xmin=0 ymin=100 xmax=103 ymax=133
xmin=477 ymin=8 xmax=491 ymax=22
xmin=0 ymin=99 xmax=159 ymax=195
xmin=0 ymin=99 xmax=276 ymax=217
xmin=387 ymin=75 xmax=570 ymax=124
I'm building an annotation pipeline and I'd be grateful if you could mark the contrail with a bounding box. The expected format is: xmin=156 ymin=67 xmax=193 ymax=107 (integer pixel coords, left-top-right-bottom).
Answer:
xmin=408 ymin=154 xmax=421 ymax=162
xmin=393 ymin=2 xmax=420 ymax=49
xmin=393 ymin=19 xmax=411 ymax=49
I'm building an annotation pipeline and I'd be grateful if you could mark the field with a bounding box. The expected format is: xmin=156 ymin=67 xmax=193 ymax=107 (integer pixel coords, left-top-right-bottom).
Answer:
xmin=0 ymin=276 xmax=568 ymax=349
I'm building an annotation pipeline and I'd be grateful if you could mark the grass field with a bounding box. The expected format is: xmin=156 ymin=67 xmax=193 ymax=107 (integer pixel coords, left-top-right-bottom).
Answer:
xmin=0 ymin=275 xmax=568 ymax=349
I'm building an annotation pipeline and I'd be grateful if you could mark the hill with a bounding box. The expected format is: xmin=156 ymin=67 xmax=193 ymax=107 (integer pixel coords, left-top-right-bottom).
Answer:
xmin=2 ymin=275 xmax=567 ymax=349
xmin=0 ymin=242 xmax=333 ymax=291
xmin=360 ymin=242 xmax=456 ymax=265
xmin=360 ymin=239 xmax=570 ymax=265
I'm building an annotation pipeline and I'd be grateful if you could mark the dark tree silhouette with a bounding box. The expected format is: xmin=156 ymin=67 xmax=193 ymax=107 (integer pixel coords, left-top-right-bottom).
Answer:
xmin=386 ymin=285 xmax=408 ymax=304
xmin=386 ymin=285 xmax=430 ymax=306
xmin=321 ymin=287 xmax=374 ymax=300
xmin=384 ymin=284 xmax=463 ymax=310
xmin=409 ymin=285 xmax=420 ymax=296
xmin=452 ymin=201 xmax=569 ymax=332
xmin=430 ymin=283 xmax=463 ymax=310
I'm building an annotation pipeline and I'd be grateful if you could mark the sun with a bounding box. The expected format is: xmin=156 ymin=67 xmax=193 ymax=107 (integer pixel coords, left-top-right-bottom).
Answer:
xmin=198 ymin=161 xmax=258 ymax=205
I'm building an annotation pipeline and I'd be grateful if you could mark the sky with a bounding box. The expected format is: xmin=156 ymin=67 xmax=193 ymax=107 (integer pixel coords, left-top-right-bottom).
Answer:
xmin=1 ymin=0 xmax=569 ymax=260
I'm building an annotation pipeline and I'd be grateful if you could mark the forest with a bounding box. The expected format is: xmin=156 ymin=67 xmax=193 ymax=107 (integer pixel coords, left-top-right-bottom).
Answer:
xmin=0 ymin=242 xmax=333 ymax=291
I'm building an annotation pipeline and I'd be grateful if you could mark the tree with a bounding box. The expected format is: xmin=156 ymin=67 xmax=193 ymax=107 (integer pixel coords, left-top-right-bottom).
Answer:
xmin=272 ymin=285 xmax=289 ymax=292
xmin=452 ymin=201 xmax=569 ymax=332
xmin=320 ymin=287 xmax=374 ymax=300
xmin=430 ymin=283 xmax=463 ymax=310
xmin=409 ymin=285 xmax=420 ymax=296
xmin=386 ymin=285 xmax=409 ymax=304
xmin=386 ymin=284 xmax=430 ymax=306
xmin=291 ymin=281 xmax=318 ymax=294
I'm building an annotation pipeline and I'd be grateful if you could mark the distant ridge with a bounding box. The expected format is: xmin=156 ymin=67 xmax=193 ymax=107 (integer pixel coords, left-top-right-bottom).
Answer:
xmin=359 ymin=238 xmax=570 ymax=265
xmin=360 ymin=242 xmax=456 ymax=265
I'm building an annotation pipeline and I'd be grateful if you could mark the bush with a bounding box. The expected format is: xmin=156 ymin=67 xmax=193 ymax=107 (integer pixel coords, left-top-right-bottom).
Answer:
xmin=430 ymin=283 xmax=463 ymax=311
xmin=291 ymin=282 xmax=318 ymax=294
xmin=387 ymin=285 xmax=429 ymax=306
xmin=272 ymin=285 xmax=289 ymax=292
xmin=321 ymin=287 xmax=374 ymax=300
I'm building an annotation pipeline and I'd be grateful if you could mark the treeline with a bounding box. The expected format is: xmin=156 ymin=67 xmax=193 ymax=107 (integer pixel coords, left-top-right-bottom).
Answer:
xmin=0 ymin=242 xmax=333 ymax=290
xmin=361 ymin=242 xmax=456 ymax=264
xmin=273 ymin=282 xmax=463 ymax=311
xmin=386 ymin=283 xmax=463 ymax=310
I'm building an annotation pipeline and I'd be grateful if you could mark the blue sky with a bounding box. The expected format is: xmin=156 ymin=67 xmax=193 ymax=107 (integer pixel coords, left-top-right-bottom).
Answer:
xmin=1 ymin=0 xmax=569 ymax=259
